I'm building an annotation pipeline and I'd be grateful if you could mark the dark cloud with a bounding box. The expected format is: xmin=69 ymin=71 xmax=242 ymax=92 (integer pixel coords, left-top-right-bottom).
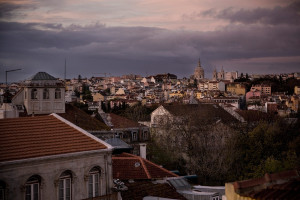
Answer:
xmin=0 ymin=18 xmax=300 ymax=82
xmin=0 ymin=2 xmax=35 ymax=19
xmin=202 ymin=1 xmax=300 ymax=25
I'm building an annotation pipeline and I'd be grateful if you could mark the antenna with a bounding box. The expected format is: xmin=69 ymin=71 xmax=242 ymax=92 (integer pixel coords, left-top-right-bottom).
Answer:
xmin=64 ymin=58 xmax=66 ymax=80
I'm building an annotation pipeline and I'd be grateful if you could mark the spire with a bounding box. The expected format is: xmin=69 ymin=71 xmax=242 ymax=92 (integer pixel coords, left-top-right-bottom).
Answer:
xmin=198 ymin=58 xmax=201 ymax=67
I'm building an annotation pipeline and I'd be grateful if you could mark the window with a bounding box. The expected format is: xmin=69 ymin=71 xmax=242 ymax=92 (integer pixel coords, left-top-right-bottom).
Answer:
xmin=59 ymin=171 xmax=72 ymax=200
xmin=55 ymin=88 xmax=61 ymax=99
xmin=25 ymin=176 xmax=40 ymax=200
xmin=143 ymin=131 xmax=148 ymax=140
xmin=31 ymin=89 xmax=38 ymax=99
xmin=43 ymin=88 xmax=49 ymax=99
xmin=88 ymin=167 xmax=101 ymax=198
xmin=132 ymin=132 xmax=137 ymax=141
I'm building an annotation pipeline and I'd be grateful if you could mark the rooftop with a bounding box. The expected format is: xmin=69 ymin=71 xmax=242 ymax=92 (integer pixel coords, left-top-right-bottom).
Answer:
xmin=58 ymin=104 xmax=110 ymax=131
xmin=27 ymin=72 xmax=57 ymax=81
xmin=112 ymin=153 xmax=178 ymax=180
xmin=109 ymin=113 xmax=145 ymax=129
xmin=120 ymin=180 xmax=187 ymax=200
xmin=162 ymin=103 xmax=239 ymax=124
xmin=0 ymin=114 xmax=109 ymax=163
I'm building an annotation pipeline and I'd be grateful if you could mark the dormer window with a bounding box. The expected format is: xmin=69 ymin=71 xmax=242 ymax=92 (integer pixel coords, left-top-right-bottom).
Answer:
xmin=55 ymin=88 xmax=61 ymax=99
xmin=31 ymin=89 xmax=38 ymax=99
xmin=43 ymin=88 xmax=49 ymax=99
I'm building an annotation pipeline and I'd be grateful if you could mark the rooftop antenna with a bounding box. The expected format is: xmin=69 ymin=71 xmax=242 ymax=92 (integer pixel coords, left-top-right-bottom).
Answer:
xmin=64 ymin=58 xmax=66 ymax=80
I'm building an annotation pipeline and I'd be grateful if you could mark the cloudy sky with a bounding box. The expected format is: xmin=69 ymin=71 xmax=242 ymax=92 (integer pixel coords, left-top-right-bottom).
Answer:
xmin=0 ymin=0 xmax=299 ymax=82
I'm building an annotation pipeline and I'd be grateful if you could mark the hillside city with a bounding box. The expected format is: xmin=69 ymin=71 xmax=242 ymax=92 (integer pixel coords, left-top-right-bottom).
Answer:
xmin=1 ymin=60 xmax=300 ymax=200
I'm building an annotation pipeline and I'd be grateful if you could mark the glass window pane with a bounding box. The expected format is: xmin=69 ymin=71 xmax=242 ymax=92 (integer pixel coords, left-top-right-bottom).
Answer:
xmin=88 ymin=175 xmax=93 ymax=198
xmin=25 ymin=185 xmax=31 ymax=200
xmin=59 ymin=180 xmax=64 ymax=200
xmin=34 ymin=183 xmax=39 ymax=200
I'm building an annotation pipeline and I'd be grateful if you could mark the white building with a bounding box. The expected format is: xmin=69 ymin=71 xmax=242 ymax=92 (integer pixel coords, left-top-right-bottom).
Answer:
xmin=12 ymin=72 xmax=65 ymax=115
xmin=0 ymin=114 xmax=115 ymax=200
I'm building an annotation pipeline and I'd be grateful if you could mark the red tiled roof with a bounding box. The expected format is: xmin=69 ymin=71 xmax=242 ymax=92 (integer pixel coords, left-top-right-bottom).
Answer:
xmin=112 ymin=153 xmax=178 ymax=180
xmin=248 ymin=177 xmax=300 ymax=200
xmin=120 ymin=180 xmax=187 ymax=200
xmin=109 ymin=113 xmax=144 ymax=129
xmin=0 ymin=114 xmax=109 ymax=162
xmin=234 ymin=170 xmax=299 ymax=190
xmin=234 ymin=172 xmax=300 ymax=200
xmin=58 ymin=104 xmax=110 ymax=131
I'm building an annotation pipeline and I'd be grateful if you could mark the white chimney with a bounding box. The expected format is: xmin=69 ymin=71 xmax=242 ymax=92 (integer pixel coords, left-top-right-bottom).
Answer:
xmin=139 ymin=143 xmax=147 ymax=159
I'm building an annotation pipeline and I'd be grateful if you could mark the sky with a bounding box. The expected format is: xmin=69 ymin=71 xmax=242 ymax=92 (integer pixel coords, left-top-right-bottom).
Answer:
xmin=0 ymin=0 xmax=300 ymax=83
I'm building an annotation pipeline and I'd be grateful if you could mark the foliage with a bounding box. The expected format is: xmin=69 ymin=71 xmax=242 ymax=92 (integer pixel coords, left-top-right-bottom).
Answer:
xmin=226 ymin=119 xmax=300 ymax=181
xmin=149 ymin=107 xmax=300 ymax=185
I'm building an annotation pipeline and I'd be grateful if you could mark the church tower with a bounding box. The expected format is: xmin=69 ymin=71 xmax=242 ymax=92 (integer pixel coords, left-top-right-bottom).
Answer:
xmin=220 ymin=66 xmax=225 ymax=80
xmin=213 ymin=68 xmax=217 ymax=80
xmin=193 ymin=58 xmax=205 ymax=80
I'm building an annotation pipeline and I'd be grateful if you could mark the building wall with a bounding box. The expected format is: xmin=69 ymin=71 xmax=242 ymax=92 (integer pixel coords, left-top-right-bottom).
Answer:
xmin=226 ymin=84 xmax=246 ymax=95
xmin=0 ymin=151 xmax=113 ymax=200
xmin=295 ymin=86 xmax=300 ymax=95
xmin=24 ymin=87 xmax=65 ymax=114
xmin=225 ymin=183 xmax=254 ymax=200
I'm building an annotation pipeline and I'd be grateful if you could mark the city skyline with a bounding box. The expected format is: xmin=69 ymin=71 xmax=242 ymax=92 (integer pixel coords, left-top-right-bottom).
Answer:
xmin=1 ymin=0 xmax=300 ymax=82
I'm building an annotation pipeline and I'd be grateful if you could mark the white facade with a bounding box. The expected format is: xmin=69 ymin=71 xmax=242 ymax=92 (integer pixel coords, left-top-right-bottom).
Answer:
xmin=12 ymin=72 xmax=66 ymax=115
xmin=0 ymin=150 xmax=113 ymax=200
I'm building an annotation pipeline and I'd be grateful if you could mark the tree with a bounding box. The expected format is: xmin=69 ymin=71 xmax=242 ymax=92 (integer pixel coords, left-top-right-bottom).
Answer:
xmin=149 ymin=105 xmax=239 ymax=185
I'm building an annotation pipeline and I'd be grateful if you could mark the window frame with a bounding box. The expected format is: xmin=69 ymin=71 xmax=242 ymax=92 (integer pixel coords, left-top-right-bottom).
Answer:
xmin=59 ymin=172 xmax=72 ymax=200
xmin=55 ymin=88 xmax=61 ymax=99
xmin=25 ymin=176 xmax=40 ymax=200
xmin=43 ymin=88 xmax=49 ymax=99
xmin=132 ymin=131 xmax=137 ymax=141
xmin=88 ymin=167 xmax=101 ymax=198
xmin=31 ymin=88 xmax=38 ymax=100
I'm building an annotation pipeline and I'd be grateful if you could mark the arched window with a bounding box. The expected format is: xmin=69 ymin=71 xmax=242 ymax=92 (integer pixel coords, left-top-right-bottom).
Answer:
xmin=25 ymin=175 xmax=41 ymax=200
xmin=0 ymin=180 xmax=6 ymax=200
xmin=88 ymin=167 xmax=101 ymax=198
xmin=43 ymin=88 xmax=49 ymax=99
xmin=59 ymin=171 xmax=72 ymax=200
xmin=31 ymin=89 xmax=38 ymax=99
xmin=55 ymin=88 xmax=61 ymax=99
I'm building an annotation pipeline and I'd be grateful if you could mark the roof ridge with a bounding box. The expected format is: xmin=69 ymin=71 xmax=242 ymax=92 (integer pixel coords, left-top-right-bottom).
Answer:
xmin=139 ymin=156 xmax=151 ymax=179
xmin=122 ymin=153 xmax=151 ymax=178
xmin=143 ymin=158 xmax=179 ymax=177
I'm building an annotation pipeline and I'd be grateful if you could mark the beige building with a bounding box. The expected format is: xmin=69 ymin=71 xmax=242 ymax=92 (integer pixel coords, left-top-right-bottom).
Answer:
xmin=198 ymin=81 xmax=225 ymax=91
xmin=92 ymin=92 xmax=105 ymax=102
xmin=294 ymin=86 xmax=300 ymax=95
xmin=226 ymin=83 xmax=246 ymax=95
xmin=12 ymin=72 xmax=65 ymax=115
xmin=250 ymin=84 xmax=271 ymax=95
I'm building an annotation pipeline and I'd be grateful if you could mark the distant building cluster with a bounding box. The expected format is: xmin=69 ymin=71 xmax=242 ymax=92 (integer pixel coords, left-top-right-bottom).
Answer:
xmin=1 ymin=59 xmax=300 ymax=200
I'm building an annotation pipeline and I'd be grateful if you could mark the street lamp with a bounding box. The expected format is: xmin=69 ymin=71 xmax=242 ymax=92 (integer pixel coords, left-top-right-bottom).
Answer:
xmin=3 ymin=68 xmax=22 ymax=118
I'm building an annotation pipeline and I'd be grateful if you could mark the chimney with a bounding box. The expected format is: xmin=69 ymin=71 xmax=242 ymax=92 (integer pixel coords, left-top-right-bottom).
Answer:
xmin=139 ymin=143 xmax=147 ymax=159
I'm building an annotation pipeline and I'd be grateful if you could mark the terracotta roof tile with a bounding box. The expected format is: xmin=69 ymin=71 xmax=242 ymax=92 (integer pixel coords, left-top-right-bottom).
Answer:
xmin=112 ymin=153 xmax=178 ymax=180
xmin=58 ymin=104 xmax=110 ymax=131
xmin=109 ymin=113 xmax=144 ymax=129
xmin=0 ymin=114 xmax=108 ymax=162
xmin=163 ymin=104 xmax=238 ymax=124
